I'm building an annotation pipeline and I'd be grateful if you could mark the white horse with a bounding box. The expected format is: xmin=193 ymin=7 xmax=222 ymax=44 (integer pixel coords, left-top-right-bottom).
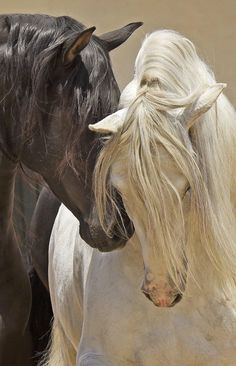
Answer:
xmin=44 ymin=30 xmax=236 ymax=366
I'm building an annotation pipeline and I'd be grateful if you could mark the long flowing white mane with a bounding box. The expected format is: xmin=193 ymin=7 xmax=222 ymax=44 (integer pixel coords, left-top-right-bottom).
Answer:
xmin=94 ymin=30 xmax=236 ymax=296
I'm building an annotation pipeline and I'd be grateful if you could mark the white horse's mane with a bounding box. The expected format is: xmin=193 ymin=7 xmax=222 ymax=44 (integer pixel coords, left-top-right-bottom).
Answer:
xmin=94 ymin=30 xmax=236 ymax=296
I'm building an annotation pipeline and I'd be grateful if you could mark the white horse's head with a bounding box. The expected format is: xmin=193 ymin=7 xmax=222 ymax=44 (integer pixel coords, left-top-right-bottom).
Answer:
xmin=90 ymin=30 xmax=236 ymax=307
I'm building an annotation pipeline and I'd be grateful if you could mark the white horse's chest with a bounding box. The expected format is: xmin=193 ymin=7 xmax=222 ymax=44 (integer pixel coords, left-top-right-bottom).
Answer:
xmin=81 ymin=244 xmax=236 ymax=366
xmin=49 ymin=205 xmax=93 ymax=349
xmin=49 ymin=211 xmax=236 ymax=365
xmin=133 ymin=308 xmax=236 ymax=366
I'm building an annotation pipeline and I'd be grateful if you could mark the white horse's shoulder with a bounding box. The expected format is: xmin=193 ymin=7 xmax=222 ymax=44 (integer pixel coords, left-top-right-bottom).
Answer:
xmin=49 ymin=204 xmax=93 ymax=271
xmin=49 ymin=204 xmax=93 ymax=348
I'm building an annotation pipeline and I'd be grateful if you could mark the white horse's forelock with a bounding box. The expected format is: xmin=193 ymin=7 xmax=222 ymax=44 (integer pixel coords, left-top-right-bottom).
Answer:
xmin=94 ymin=30 xmax=236 ymax=296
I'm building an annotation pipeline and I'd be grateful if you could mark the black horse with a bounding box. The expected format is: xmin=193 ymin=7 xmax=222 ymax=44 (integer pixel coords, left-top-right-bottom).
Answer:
xmin=0 ymin=14 xmax=141 ymax=365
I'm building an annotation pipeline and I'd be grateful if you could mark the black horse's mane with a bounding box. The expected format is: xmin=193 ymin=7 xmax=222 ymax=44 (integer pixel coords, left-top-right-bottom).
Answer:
xmin=0 ymin=14 xmax=120 ymax=166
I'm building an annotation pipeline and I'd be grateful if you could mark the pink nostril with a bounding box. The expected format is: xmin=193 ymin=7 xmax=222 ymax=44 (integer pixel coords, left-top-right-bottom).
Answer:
xmin=156 ymin=297 xmax=169 ymax=307
xmin=141 ymin=281 xmax=182 ymax=307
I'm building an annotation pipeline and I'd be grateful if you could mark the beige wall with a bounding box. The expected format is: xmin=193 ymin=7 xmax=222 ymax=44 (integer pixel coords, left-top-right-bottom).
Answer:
xmin=1 ymin=0 xmax=236 ymax=103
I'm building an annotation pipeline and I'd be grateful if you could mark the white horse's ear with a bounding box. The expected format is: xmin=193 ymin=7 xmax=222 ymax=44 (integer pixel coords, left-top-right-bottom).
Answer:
xmin=89 ymin=108 xmax=127 ymax=134
xmin=181 ymin=83 xmax=226 ymax=130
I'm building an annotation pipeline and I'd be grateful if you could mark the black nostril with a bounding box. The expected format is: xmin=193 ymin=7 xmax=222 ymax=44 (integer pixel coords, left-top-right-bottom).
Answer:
xmin=169 ymin=293 xmax=182 ymax=307
xmin=142 ymin=291 xmax=152 ymax=302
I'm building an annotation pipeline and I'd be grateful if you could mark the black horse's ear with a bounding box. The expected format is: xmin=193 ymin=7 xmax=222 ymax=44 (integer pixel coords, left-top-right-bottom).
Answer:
xmin=99 ymin=22 xmax=143 ymax=52
xmin=63 ymin=26 xmax=96 ymax=64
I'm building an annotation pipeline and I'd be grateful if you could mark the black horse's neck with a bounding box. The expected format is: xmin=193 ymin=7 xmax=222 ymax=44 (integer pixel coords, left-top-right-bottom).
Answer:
xmin=0 ymin=141 xmax=18 ymax=164
xmin=0 ymin=151 xmax=32 ymax=365
xmin=0 ymin=151 xmax=17 ymax=233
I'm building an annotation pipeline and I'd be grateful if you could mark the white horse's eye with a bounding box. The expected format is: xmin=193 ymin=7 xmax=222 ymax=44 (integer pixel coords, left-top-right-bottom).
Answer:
xmin=184 ymin=186 xmax=190 ymax=196
xmin=182 ymin=186 xmax=191 ymax=200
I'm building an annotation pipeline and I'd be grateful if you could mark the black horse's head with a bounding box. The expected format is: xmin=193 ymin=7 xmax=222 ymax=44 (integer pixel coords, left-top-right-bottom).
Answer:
xmin=0 ymin=14 xmax=141 ymax=250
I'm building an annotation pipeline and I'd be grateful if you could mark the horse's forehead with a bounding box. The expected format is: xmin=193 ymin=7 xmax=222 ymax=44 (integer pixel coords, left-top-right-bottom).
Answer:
xmin=119 ymin=79 xmax=138 ymax=108
xmin=157 ymin=147 xmax=188 ymax=191
xmin=111 ymin=144 xmax=187 ymax=194
xmin=111 ymin=159 xmax=128 ymax=190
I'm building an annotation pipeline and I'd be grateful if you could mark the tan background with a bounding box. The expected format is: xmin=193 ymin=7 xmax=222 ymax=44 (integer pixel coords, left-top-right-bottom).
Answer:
xmin=1 ymin=0 xmax=236 ymax=103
